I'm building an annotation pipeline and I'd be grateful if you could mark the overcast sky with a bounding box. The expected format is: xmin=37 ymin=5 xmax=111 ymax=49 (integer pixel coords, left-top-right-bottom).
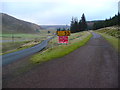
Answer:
xmin=1 ymin=0 xmax=119 ymax=25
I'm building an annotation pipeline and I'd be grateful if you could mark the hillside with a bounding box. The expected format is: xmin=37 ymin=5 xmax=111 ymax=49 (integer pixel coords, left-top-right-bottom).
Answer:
xmin=96 ymin=26 xmax=120 ymax=38
xmin=93 ymin=13 xmax=119 ymax=30
xmin=1 ymin=13 xmax=42 ymax=33
xmin=87 ymin=20 xmax=104 ymax=30
xmin=41 ymin=22 xmax=98 ymax=30
xmin=41 ymin=25 xmax=70 ymax=30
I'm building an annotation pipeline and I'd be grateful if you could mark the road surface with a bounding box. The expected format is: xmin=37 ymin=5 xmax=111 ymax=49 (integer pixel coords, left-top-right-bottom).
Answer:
xmin=3 ymin=32 xmax=118 ymax=88
xmin=1 ymin=36 xmax=56 ymax=66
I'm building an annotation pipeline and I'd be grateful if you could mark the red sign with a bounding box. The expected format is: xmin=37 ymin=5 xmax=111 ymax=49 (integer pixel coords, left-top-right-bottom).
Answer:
xmin=58 ymin=36 xmax=68 ymax=43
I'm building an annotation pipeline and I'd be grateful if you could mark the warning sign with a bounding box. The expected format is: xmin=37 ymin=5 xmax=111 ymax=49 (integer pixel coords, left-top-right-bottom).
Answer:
xmin=57 ymin=31 xmax=70 ymax=36
xmin=58 ymin=36 xmax=68 ymax=43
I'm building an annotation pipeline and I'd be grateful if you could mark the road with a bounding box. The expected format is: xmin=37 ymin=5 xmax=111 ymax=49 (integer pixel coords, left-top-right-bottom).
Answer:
xmin=1 ymin=36 xmax=55 ymax=66
xmin=3 ymin=32 xmax=118 ymax=88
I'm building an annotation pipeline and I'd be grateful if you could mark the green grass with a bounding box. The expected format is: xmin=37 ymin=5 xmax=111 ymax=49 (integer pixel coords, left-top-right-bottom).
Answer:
xmin=1 ymin=30 xmax=56 ymax=54
xmin=5 ymin=31 xmax=92 ymax=76
xmin=1 ymin=30 xmax=56 ymax=43
xmin=95 ymin=26 xmax=120 ymax=52
xmin=96 ymin=32 xmax=120 ymax=52
xmin=1 ymin=33 xmax=52 ymax=42
xmin=1 ymin=30 xmax=56 ymax=38
xmin=31 ymin=32 xmax=92 ymax=64
xmin=48 ymin=31 xmax=89 ymax=47
xmin=1 ymin=40 xmax=42 ymax=55
xmin=2 ymin=41 xmax=30 ymax=52
xmin=96 ymin=27 xmax=120 ymax=38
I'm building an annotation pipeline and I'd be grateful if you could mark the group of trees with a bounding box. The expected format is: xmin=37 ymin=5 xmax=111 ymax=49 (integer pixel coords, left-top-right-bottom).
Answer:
xmin=70 ymin=13 xmax=87 ymax=33
xmin=62 ymin=12 xmax=119 ymax=32
xmin=93 ymin=13 xmax=120 ymax=30
xmin=57 ymin=28 xmax=69 ymax=31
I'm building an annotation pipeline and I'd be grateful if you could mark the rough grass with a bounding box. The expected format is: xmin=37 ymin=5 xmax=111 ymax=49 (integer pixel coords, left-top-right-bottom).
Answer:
xmin=2 ymin=40 xmax=41 ymax=55
xmin=2 ymin=41 xmax=30 ymax=52
xmin=97 ymin=33 xmax=120 ymax=52
xmin=1 ymin=30 xmax=56 ymax=54
xmin=95 ymin=26 xmax=120 ymax=52
xmin=48 ymin=31 xmax=88 ymax=48
xmin=96 ymin=26 xmax=120 ymax=38
xmin=31 ymin=32 xmax=92 ymax=64
xmin=1 ymin=33 xmax=53 ymax=42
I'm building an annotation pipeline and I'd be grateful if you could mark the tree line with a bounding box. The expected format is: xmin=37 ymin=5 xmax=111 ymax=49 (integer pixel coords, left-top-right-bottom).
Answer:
xmin=58 ymin=13 xmax=119 ymax=33
xmin=70 ymin=13 xmax=87 ymax=33
xmin=93 ymin=13 xmax=120 ymax=30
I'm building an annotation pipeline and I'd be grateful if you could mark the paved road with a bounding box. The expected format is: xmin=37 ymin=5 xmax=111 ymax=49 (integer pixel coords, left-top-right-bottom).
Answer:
xmin=3 ymin=32 xmax=118 ymax=88
xmin=1 ymin=36 xmax=56 ymax=66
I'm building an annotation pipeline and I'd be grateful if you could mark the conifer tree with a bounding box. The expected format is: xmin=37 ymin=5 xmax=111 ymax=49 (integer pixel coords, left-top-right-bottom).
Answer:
xmin=81 ymin=13 xmax=87 ymax=31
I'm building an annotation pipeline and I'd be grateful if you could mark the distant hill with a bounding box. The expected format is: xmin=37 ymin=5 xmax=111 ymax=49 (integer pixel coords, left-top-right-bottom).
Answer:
xmin=41 ymin=21 xmax=102 ymax=30
xmin=41 ymin=21 xmax=103 ymax=30
xmin=41 ymin=25 xmax=70 ymax=30
xmin=87 ymin=20 xmax=104 ymax=30
xmin=1 ymin=13 xmax=42 ymax=33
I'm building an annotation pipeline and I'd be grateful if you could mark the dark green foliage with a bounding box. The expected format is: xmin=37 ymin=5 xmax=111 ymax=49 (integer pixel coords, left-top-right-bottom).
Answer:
xmin=57 ymin=28 xmax=61 ymax=31
xmin=81 ymin=14 xmax=87 ymax=31
xmin=61 ymin=28 xmax=66 ymax=31
xmin=70 ymin=13 xmax=87 ymax=33
xmin=70 ymin=17 xmax=78 ymax=33
xmin=118 ymin=12 xmax=120 ymax=26
xmin=36 ymin=29 xmax=40 ymax=33
xmin=48 ymin=31 xmax=50 ymax=33
xmin=93 ymin=13 xmax=119 ymax=30
xmin=56 ymin=28 xmax=66 ymax=31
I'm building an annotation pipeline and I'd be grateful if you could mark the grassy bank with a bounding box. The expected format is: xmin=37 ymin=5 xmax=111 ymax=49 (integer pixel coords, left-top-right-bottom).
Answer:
xmin=95 ymin=26 xmax=120 ymax=52
xmin=96 ymin=32 xmax=120 ymax=52
xmin=95 ymin=26 xmax=120 ymax=38
xmin=31 ymin=31 xmax=92 ymax=64
xmin=2 ymin=40 xmax=42 ymax=55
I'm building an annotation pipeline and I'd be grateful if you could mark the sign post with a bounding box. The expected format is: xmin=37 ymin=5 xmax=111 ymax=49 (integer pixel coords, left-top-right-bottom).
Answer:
xmin=56 ymin=30 xmax=70 ymax=44
xmin=58 ymin=36 xmax=68 ymax=44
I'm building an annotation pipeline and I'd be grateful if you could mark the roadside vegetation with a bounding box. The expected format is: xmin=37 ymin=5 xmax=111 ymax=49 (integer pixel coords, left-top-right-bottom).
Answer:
xmin=1 ymin=30 xmax=56 ymax=55
xmin=31 ymin=31 xmax=92 ymax=64
xmin=93 ymin=13 xmax=119 ymax=30
xmin=95 ymin=26 xmax=120 ymax=52
xmin=2 ymin=40 xmax=41 ymax=55
xmin=6 ymin=31 xmax=92 ymax=76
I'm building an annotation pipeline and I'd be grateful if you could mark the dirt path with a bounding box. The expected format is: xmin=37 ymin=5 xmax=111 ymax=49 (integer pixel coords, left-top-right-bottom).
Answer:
xmin=3 ymin=32 xmax=118 ymax=88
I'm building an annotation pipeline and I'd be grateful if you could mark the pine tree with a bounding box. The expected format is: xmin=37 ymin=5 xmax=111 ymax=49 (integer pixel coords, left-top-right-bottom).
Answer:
xmin=70 ymin=17 xmax=78 ymax=33
xmin=70 ymin=17 xmax=75 ymax=33
xmin=70 ymin=14 xmax=87 ymax=33
xmin=74 ymin=17 xmax=79 ymax=32
xmin=118 ymin=12 xmax=120 ymax=26
xmin=93 ymin=13 xmax=119 ymax=30
xmin=78 ymin=20 xmax=82 ymax=32
xmin=81 ymin=13 xmax=87 ymax=31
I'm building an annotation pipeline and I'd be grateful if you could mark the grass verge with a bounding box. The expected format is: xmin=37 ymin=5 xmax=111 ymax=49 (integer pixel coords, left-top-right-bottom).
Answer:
xmin=8 ymin=32 xmax=92 ymax=76
xmin=31 ymin=32 xmax=92 ymax=64
xmin=1 ymin=40 xmax=42 ymax=55
xmin=96 ymin=32 xmax=120 ymax=52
